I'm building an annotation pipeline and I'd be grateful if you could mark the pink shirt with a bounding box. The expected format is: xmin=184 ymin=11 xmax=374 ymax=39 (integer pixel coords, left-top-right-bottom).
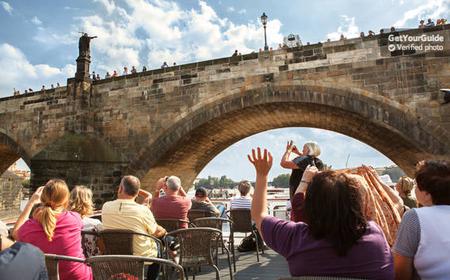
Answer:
xmin=151 ymin=195 xmax=192 ymax=228
xmin=18 ymin=211 xmax=92 ymax=280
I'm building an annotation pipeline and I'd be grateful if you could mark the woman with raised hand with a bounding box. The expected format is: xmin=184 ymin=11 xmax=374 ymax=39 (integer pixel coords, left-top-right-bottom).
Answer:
xmin=12 ymin=179 xmax=92 ymax=280
xmin=393 ymin=160 xmax=450 ymax=280
xmin=249 ymin=147 xmax=393 ymax=279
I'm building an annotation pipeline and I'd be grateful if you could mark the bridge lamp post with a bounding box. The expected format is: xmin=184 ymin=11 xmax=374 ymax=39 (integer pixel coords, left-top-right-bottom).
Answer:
xmin=260 ymin=12 xmax=269 ymax=51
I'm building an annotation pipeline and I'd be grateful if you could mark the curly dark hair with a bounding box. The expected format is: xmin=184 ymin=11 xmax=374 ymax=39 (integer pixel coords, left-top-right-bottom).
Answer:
xmin=415 ymin=160 xmax=450 ymax=205
xmin=303 ymin=171 xmax=367 ymax=256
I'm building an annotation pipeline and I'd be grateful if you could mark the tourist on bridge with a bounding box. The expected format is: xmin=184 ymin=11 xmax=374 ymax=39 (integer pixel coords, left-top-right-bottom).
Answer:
xmin=12 ymin=179 xmax=93 ymax=280
xmin=102 ymin=175 xmax=166 ymax=280
xmin=249 ymin=147 xmax=394 ymax=279
xmin=105 ymin=71 xmax=111 ymax=79
xmin=112 ymin=70 xmax=118 ymax=77
xmin=161 ymin=62 xmax=169 ymax=68
xmin=232 ymin=50 xmax=238 ymax=57
xmin=123 ymin=66 xmax=128 ymax=75
xmin=131 ymin=66 xmax=137 ymax=74
xmin=142 ymin=66 xmax=147 ymax=72
xmin=425 ymin=18 xmax=435 ymax=27
xmin=92 ymin=71 xmax=97 ymax=81
xmin=280 ymin=141 xmax=324 ymax=200
xmin=151 ymin=176 xmax=191 ymax=228
xmin=96 ymin=73 xmax=100 ymax=80
xmin=393 ymin=160 xmax=450 ymax=280
xmin=419 ymin=20 xmax=425 ymax=28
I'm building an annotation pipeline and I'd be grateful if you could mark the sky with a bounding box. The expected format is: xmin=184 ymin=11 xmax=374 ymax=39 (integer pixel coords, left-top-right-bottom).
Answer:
xmin=1 ymin=0 xmax=448 ymax=180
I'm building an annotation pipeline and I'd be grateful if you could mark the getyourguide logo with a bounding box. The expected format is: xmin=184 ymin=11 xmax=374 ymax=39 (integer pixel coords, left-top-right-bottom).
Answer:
xmin=388 ymin=34 xmax=444 ymax=42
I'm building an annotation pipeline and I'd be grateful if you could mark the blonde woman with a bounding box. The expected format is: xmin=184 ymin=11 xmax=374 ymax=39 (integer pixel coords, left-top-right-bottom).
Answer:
xmin=69 ymin=186 xmax=102 ymax=257
xmin=395 ymin=176 xmax=417 ymax=209
xmin=69 ymin=185 xmax=102 ymax=230
xmin=12 ymin=179 xmax=92 ymax=280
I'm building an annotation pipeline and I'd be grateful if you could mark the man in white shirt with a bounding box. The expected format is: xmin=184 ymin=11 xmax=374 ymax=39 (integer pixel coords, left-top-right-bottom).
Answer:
xmin=230 ymin=181 xmax=252 ymax=209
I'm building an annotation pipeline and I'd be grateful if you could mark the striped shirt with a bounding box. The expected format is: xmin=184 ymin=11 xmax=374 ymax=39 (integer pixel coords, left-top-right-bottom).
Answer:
xmin=230 ymin=196 xmax=252 ymax=209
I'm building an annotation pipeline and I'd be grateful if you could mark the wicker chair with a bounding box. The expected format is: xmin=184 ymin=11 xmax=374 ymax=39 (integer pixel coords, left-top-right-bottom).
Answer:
xmin=279 ymin=277 xmax=365 ymax=280
xmin=98 ymin=229 xmax=164 ymax=257
xmin=156 ymin=218 xmax=192 ymax=232
xmin=166 ymin=227 xmax=233 ymax=280
xmin=187 ymin=209 xmax=215 ymax=222
xmin=228 ymin=208 xmax=264 ymax=272
xmin=192 ymin=217 xmax=232 ymax=256
xmin=44 ymin=254 xmax=85 ymax=280
xmin=81 ymin=229 xmax=101 ymax=258
xmin=87 ymin=255 xmax=185 ymax=280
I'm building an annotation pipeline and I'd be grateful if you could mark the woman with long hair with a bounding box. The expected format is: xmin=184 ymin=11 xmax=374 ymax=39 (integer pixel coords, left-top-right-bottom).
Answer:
xmin=12 ymin=179 xmax=92 ymax=280
xmin=393 ymin=160 xmax=450 ymax=280
xmin=69 ymin=186 xmax=102 ymax=257
xmin=249 ymin=147 xmax=393 ymax=279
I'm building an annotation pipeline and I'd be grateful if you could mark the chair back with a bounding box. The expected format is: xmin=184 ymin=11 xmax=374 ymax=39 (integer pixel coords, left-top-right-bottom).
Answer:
xmin=188 ymin=209 xmax=214 ymax=221
xmin=156 ymin=218 xmax=190 ymax=232
xmin=44 ymin=254 xmax=85 ymax=280
xmin=166 ymin=227 xmax=221 ymax=266
xmin=81 ymin=229 xmax=101 ymax=257
xmin=87 ymin=255 xmax=185 ymax=280
xmin=193 ymin=217 xmax=231 ymax=231
xmin=229 ymin=209 xmax=253 ymax=232
xmin=98 ymin=229 xmax=163 ymax=256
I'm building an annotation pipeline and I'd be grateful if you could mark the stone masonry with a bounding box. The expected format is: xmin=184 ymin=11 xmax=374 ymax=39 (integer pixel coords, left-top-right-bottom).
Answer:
xmin=1 ymin=25 xmax=449 ymax=205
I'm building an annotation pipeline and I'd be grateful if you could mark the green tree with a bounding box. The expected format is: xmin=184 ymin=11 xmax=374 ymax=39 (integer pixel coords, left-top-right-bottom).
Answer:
xmin=271 ymin=173 xmax=290 ymax=188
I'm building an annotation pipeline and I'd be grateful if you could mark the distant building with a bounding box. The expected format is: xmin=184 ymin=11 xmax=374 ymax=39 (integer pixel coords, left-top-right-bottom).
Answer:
xmin=7 ymin=162 xmax=30 ymax=181
xmin=375 ymin=165 xmax=405 ymax=183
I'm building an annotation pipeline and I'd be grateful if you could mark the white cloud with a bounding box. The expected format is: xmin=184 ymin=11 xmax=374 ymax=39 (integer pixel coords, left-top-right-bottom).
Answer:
xmin=326 ymin=15 xmax=360 ymax=41
xmin=227 ymin=6 xmax=235 ymax=12
xmin=1 ymin=1 xmax=12 ymax=15
xmin=31 ymin=16 xmax=42 ymax=25
xmin=393 ymin=0 xmax=450 ymax=27
xmin=238 ymin=9 xmax=247 ymax=15
xmin=0 ymin=43 xmax=75 ymax=97
xmin=73 ymin=0 xmax=284 ymax=72
xmin=93 ymin=0 xmax=116 ymax=15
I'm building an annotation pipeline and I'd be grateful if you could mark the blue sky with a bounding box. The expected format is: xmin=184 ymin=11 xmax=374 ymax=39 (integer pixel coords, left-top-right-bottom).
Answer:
xmin=1 ymin=0 xmax=448 ymax=179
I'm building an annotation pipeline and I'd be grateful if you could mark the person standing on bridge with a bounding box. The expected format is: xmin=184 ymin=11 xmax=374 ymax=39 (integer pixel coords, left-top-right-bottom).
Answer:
xmin=280 ymin=141 xmax=324 ymax=200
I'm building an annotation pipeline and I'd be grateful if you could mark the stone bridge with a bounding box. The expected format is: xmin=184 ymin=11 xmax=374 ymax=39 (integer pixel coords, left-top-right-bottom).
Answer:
xmin=1 ymin=25 xmax=449 ymax=204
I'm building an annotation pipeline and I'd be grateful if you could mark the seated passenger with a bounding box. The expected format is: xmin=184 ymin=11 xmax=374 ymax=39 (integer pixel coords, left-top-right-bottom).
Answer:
xmin=249 ymin=147 xmax=394 ymax=279
xmin=102 ymin=175 xmax=166 ymax=280
xmin=69 ymin=186 xmax=102 ymax=256
xmin=393 ymin=160 xmax=450 ymax=280
xmin=190 ymin=187 xmax=221 ymax=217
xmin=151 ymin=176 xmax=191 ymax=228
xmin=230 ymin=181 xmax=252 ymax=209
xmin=12 ymin=179 xmax=92 ymax=280
xmin=0 ymin=233 xmax=48 ymax=280
xmin=395 ymin=176 xmax=417 ymax=209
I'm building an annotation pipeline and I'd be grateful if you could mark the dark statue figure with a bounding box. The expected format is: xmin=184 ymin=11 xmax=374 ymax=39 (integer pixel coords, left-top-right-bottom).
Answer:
xmin=78 ymin=33 xmax=97 ymax=57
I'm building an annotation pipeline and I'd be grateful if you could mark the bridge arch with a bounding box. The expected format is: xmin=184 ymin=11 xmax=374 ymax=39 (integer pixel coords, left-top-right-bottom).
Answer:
xmin=0 ymin=130 xmax=30 ymax=175
xmin=127 ymin=84 xmax=450 ymax=189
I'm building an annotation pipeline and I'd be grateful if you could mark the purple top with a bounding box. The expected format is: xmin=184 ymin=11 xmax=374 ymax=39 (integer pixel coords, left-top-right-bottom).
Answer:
xmin=261 ymin=217 xmax=394 ymax=279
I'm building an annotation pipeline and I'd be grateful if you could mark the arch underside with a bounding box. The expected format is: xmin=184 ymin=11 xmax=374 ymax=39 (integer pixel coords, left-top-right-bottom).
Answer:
xmin=0 ymin=133 xmax=30 ymax=175
xmin=127 ymin=85 xmax=450 ymax=190
xmin=137 ymin=102 xmax=434 ymax=189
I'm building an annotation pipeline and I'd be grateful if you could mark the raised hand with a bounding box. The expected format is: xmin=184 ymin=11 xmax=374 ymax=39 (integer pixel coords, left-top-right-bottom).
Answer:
xmin=30 ymin=186 xmax=44 ymax=205
xmin=300 ymin=165 xmax=319 ymax=183
xmin=286 ymin=140 xmax=294 ymax=152
xmin=248 ymin=147 xmax=273 ymax=176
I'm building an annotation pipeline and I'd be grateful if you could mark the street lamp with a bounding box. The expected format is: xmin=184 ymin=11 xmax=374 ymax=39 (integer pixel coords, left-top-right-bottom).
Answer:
xmin=260 ymin=12 xmax=268 ymax=51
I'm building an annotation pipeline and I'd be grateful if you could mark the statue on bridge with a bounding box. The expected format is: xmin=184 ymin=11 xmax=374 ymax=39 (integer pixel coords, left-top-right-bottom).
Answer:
xmin=75 ymin=33 xmax=97 ymax=82
xmin=78 ymin=33 xmax=97 ymax=58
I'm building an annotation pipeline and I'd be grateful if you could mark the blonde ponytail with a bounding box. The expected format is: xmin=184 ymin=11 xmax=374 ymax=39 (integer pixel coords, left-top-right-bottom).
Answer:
xmin=37 ymin=179 xmax=69 ymax=241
